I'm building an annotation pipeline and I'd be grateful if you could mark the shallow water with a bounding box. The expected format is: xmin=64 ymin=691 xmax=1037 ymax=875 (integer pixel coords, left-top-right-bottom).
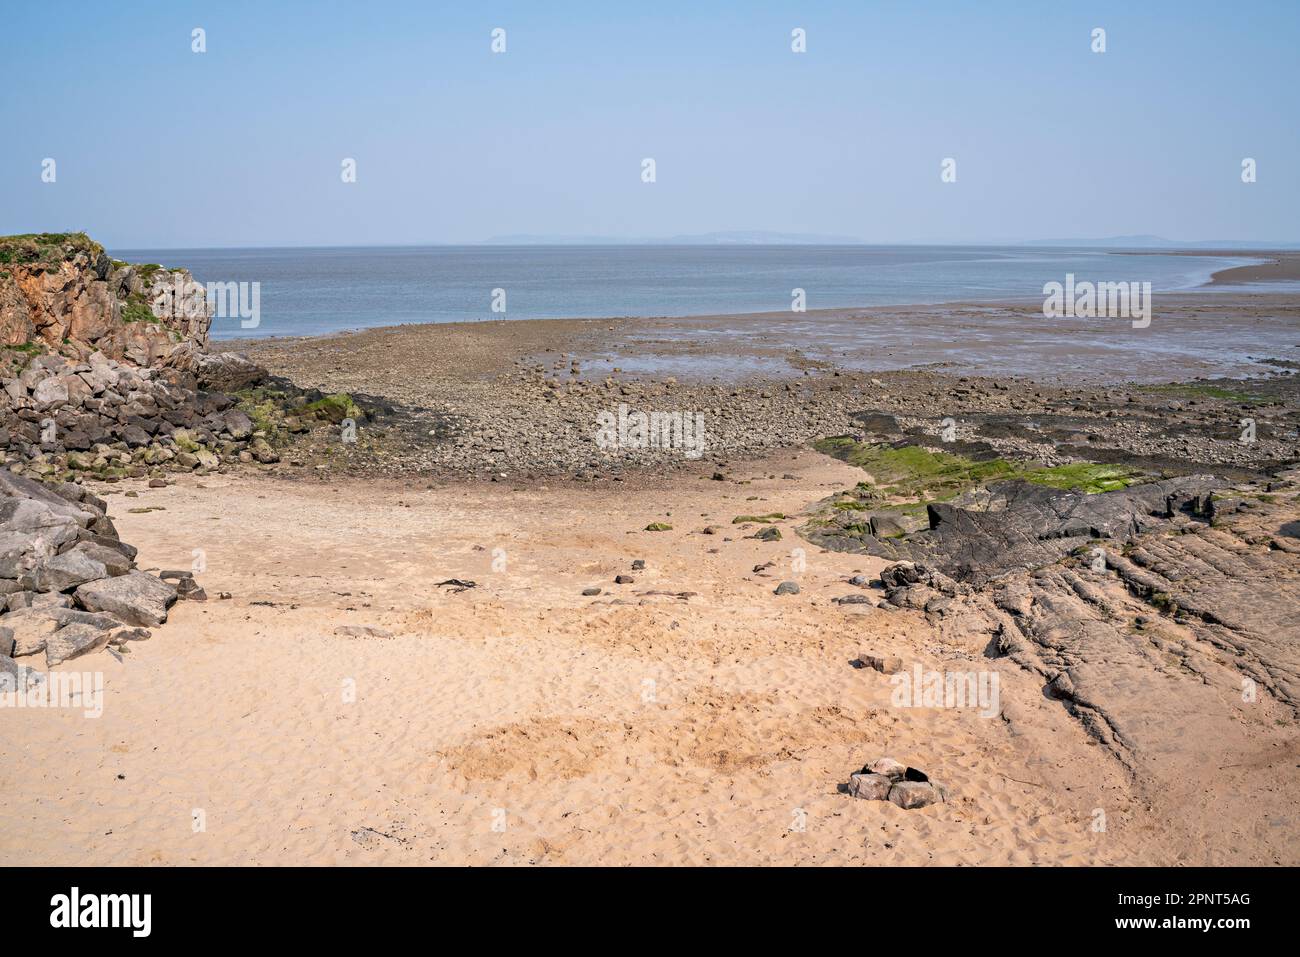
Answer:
xmin=109 ymin=243 xmax=1271 ymax=342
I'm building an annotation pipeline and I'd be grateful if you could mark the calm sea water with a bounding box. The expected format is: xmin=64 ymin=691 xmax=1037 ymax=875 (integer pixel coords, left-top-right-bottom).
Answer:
xmin=109 ymin=244 xmax=1265 ymax=341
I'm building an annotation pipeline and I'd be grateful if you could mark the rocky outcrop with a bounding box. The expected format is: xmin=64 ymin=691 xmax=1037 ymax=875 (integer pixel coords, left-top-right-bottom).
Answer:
xmin=807 ymin=475 xmax=1219 ymax=585
xmin=0 ymin=233 xmax=280 ymax=480
xmin=0 ymin=468 xmax=189 ymax=669
xmin=854 ymin=469 xmax=1300 ymax=787
xmin=0 ymin=232 xmax=211 ymax=364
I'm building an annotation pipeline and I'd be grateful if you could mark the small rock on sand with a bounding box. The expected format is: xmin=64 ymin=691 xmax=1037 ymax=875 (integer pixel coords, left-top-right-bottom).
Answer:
xmin=334 ymin=625 xmax=394 ymax=638
xmin=857 ymin=653 xmax=904 ymax=674
xmin=774 ymin=581 xmax=800 ymax=595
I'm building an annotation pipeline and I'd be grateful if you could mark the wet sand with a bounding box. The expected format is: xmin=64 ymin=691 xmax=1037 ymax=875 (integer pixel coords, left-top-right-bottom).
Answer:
xmin=235 ymin=293 xmax=1300 ymax=388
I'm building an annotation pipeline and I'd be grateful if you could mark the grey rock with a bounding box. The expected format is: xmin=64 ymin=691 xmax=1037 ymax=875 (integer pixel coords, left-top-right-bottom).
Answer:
xmin=45 ymin=622 xmax=113 ymax=666
xmin=22 ymin=549 xmax=108 ymax=592
xmin=774 ymin=581 xmax=800 ymax=595
xmin=74 ymin=571 xmax=177 ymax=626
xmin=67 ymin=541 xmax=134 ymax=577
xmin=847 ymin=772 xmax=893 ymax=801
xmin=887 ymin=781 xmax=942 ymax=809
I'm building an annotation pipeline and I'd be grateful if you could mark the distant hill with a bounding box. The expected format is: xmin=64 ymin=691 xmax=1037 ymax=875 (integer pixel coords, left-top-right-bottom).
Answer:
xmin=1020 ymin=235 xmax=1300 ymax=250
xmin=481 ymin=230 xmax=865 ymax=245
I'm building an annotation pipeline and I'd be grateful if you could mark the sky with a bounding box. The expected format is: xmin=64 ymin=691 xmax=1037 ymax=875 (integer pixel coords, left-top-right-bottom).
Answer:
xmin=0 ymin=0 xmax=1296 ymax=248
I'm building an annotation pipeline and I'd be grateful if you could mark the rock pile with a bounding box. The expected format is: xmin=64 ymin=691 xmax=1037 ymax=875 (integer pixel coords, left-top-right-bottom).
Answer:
xmin=1 ymin=349 xmax=270 ymax=479
xmin=847 ymin=758 xmax=946 ymax=809
xmin=0 ymin=469 xmax=190 ymax=669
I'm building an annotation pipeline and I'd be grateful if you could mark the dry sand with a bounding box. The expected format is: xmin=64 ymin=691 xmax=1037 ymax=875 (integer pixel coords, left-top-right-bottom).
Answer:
xmin=3 ymin=450 xmax=1292 ymax=866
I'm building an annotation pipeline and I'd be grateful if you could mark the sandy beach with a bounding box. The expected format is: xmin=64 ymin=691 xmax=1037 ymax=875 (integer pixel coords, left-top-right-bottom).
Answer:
xmin=4 ymin=286 xmax=1299 ymax=867
xmin=6 ymin=451 xmax=1296 ymax=866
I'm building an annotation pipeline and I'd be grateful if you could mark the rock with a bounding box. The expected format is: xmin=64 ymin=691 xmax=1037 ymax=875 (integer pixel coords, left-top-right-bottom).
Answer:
xmin=45 ymin=622 xmax=113 ymax=666
xmin=0 ymin=625 xmax=13 ymax=657
xmin=6 ymin=608 xmax=63 ymax=656
xmin=847 ymin=772 xmax=893 ymax=801
xmin=196 ymin=352 xmax=266 ymax=392
xmin=857 ymin=653 xmax=903 ymax=674
xmin=754 ymin=526 xmax=782 ymax=542
xmin=334 ymin=624 xmax=394 ymax=638
xmin=614 ymin=575 xmax=634 ymax=584
xmin=867 ymin=757 xmax=908 ymax=780
xmin=31 ymin=376 xmax=70 ymax=411
xmin=21 ymin=549 xmax=109 ymax=592
xmin=631 ymin=559 xmax=645 ymax=570
xmin=834 ymin=594 xmax=874 ymax=605
xmin=582 ymin=587 xmax=602 ymax=596
xmin=251 ymin=438 xmax=280 ymax=464
xmin=221 ymin=409 xmax=254 ymax=440
xmin=887 ymin=781 xmax=942 ymax=809
xmin=175 ymin=578 xmax=207 ymax=601
xmin=774 ymin=581 xmax=800 ymax=595
xmin=68 ymin=541 xmax=134 ymax=576
xmin=74 ymin=571 xmax=177 ymax=626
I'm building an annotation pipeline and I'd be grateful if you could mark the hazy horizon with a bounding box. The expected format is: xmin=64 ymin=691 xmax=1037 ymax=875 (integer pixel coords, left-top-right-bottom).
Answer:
xmin=3 ymin=1 xmax=1297 ymax=248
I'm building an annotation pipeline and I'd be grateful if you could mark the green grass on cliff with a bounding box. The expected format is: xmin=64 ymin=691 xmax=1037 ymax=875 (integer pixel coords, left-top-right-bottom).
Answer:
xmin=814 ymin=438 xmax=1145 ymax=504
xmin=0 ymin=231 xmax=104 ymax=267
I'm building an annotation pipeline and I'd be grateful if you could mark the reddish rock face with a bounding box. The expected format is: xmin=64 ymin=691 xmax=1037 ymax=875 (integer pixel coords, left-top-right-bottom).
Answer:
xmin=0 ymin=235 xmax=211 ymax=368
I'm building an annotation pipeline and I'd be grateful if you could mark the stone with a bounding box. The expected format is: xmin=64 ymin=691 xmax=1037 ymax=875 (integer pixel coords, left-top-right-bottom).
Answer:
xmin=582 ymin=587 xmax=601 ymax=596
xmin=0 ymin=625 xmax=13 ymax=657
xmin=6 ymin=608 xmax=63 ymax=656
xmin=834 ymin=594 xmax=874 ymax=605
xmin=868 ymin=757 xmax=908 ymax=780
xmin=754 ymin=526 xmax=782 ymax=542
xmin=334 ymin=624 xmax=394 ymax=638
xmin=614 ymin=575 xmax=634 ymax=584
xmin=68 ymin=541 xmax=134 ymax=577
xmin=847 ymin=772 xmax=893 ymax=801
xmin=887 ymin=781 xmax=942 ymax=809
xmin=857 ymin=653 xmax=903 ymax=674
xmin=774 ymin=581 xmax=800 ymax=595
xmin=22 ymin=549 xmax=109 ymax=592
xmin=74 ymin=571 xmax=177 ymax=626
xmin=45 ymin=622 xmax=113 ymax=666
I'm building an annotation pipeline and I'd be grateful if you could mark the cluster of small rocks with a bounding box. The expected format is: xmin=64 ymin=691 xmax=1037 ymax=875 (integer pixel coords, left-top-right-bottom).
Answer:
xmin=0 ymin=468 xmax=199 ymax=672
xmin=847 ymin=758 xmax=946 ymax=809
xmin=0 ymin=349 xmax=280 ymax=481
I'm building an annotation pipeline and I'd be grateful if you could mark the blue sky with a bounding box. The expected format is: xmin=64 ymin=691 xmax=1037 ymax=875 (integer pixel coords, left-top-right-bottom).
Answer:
xmin=1 ymin=0 xmax=1296 ymax=247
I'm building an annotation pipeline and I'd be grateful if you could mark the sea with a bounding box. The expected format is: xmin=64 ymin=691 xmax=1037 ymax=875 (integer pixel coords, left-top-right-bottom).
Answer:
xmin=107 ymin=244 xmax=1272 ymax=342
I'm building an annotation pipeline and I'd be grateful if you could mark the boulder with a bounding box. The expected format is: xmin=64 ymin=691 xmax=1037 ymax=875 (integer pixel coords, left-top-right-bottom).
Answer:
xmin=887 ymin=781 xmax=942 ymax=809
xmin=45 ymin=622 xmax=113 ymax=666
xmin=74 ymin=571 xmax=176 ymax=626
xmin=868 ymin=757 xmax=908 ymax=780
xmin=847 ymin=773 xmax=893 ymax=801
xmin=21 ymin=549 xmax=108 ymax=592
xmin=66 ymin=540 xmax=133 ymax=577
